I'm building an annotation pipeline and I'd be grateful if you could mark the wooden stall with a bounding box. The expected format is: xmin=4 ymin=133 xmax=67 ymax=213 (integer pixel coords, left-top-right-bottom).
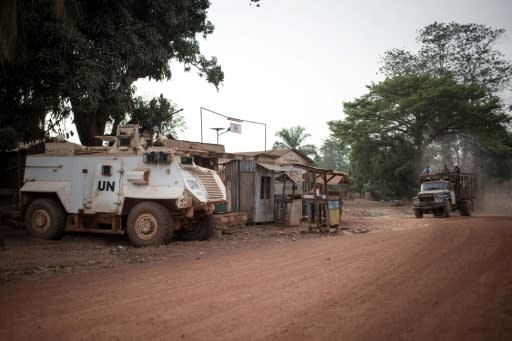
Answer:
xmin=292 ymin=164 xmax=348 ymax=232
xmin=274 ymin=172 xmax=302 ymax=226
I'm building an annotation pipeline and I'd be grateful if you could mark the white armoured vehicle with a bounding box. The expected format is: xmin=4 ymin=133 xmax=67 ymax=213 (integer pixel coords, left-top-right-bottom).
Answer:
xmin=20 ymin=124 xmax=226 ymax=246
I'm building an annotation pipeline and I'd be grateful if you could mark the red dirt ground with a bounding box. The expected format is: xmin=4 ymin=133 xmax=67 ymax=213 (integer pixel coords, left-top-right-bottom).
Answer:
xmin=1 ymin=199 xmax=511 ymax=340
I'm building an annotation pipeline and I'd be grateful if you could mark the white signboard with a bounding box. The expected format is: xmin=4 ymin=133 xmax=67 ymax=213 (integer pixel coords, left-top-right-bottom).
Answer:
xmin=230 ymin=122 xmax=242 ymax=134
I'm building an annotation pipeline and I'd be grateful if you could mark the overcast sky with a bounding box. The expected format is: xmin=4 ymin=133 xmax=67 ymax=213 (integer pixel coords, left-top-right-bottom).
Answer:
xmin=134 ymin=0 xmax=512 ymax=153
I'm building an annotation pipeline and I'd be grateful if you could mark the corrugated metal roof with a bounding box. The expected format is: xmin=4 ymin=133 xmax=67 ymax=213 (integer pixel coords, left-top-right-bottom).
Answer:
xmin=257 ymin=163 xmax=305 ymax=183
xmin=232 ymin=148 xmax=314 ymax=165
xmin=316 ymin=175 xmax=346 ymax=185
xmin=256 ymin=162 xmax=286 ymax=172
xmin=240 ymin=160 xmax=256 ymax=172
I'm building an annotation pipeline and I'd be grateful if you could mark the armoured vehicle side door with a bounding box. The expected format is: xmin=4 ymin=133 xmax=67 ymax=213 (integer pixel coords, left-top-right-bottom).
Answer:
xmin=92 ymin=160 xmax=123 ymax=213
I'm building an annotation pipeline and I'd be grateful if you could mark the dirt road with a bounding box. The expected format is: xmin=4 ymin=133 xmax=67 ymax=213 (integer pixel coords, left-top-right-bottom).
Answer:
xmin=1 ymin=202 xmax=511 ymax=340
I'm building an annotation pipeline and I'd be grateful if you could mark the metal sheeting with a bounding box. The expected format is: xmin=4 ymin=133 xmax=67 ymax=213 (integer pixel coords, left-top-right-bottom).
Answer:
xmin=256 ymin=162 xmax=306 ymax=185
xmin=317 ymin=174 xmax=345 ymax=185
xmin=256 ymin=162 xmax=285 ymax=172
xmin=224 ymin=160 xmax=242 ymax=212
xmin=239 ymin=159 xmax=256 ymax=173
xmin=253 ymin=166 xmax=274 ymax=223
xmin=223 ymin=159 xmax=277 ymax=223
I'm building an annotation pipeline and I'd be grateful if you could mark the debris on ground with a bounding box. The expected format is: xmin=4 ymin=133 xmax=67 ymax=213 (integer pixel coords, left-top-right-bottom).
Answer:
xmin=0 ymin=199 xmax=415 ymax=284
xmin=351 ymin=227 xmax=369 ymax=234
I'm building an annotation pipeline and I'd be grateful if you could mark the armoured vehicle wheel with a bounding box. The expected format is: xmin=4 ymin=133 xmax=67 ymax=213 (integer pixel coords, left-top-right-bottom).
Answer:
xmin=176 ymin=214 xmax=215 ymax=241
xmin=414 ymin=209 xmax=423 ymax=218
xmin=25 ymin=198 xmax=66 ymax=239
xmin=127 ymin=202 xmax=173 ymax=246
xmin=444 ymin=201 xmax=452 ymax=217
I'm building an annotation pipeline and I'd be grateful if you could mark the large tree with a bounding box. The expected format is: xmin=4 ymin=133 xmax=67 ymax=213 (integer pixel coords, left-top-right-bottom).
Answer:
xmin=381 ymin=22 xmax=512 ymax=93
xmin=0 ymin=0 xmax=223 ymax=147
xmin=316 ymin=137 xmax=350 ymax=171
xmin=329 ymin=22 xmax=512 ymax=198
xmin=329 ymin=74 xmax=510 ymax=198
xmin=380 ymin=22 xmax=512 ymax=180
xmin=128 ymin=94 xmax=186 ymax=139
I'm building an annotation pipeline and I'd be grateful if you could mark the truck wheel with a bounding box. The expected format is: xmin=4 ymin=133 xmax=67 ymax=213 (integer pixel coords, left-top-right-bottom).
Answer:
xmin=444 ymin=201 xmax=452 ymax=217
xmin=467 ymin=201 xmax=473 ymax=216
xmin=414 ymin=209 xmax=423 ymax=218
xmin=459 ymin=201 xmax=468 ymax=216
xmin=127 ymin=202 xmax=173 ymax=246
xmin=460 ymin=201 xmax=473 ymax=216
xmin=176 ymin=214 xmax=215 ymax=241
xmin=25 ymin=198 xmax=66 ymax=240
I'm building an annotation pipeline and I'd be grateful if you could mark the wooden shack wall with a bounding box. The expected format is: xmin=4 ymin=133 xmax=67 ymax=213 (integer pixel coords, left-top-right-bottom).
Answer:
xmin=253 ymin=165 xmax=275 ymax=223
xmin=224 ymin=160 xmax=256 ymax=222
xmin=223 ymin=160 xmax=276 ymax=223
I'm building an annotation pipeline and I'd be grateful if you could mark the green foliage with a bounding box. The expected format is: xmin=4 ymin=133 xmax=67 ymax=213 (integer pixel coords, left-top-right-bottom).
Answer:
xmin=0 ymin=0 xmax=223 ymax=146
xmin=273 ymin=126 xmax=317 ymax=158
xmin=0 ymin=127 xmax=19 ymax=151
xmin=329 ymin=74 xmax=510 ymax=199
xmin=316 ymin=137 xmax=350 ymax=171
xmin=129 ymin=95 xmax=186 ymax=139
xmin=273 ymin=126 xmax=310 ymax=149
xmin=381 ymin=22 xmax=512 ymax=93
xmin=329 ymin=22 xmax=512 ymax=199
xmin=342 ymin=124 xmax=418 ymax=200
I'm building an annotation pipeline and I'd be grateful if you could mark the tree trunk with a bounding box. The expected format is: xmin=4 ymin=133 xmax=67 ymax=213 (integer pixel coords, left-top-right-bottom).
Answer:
xmin=73 ymin=109 xmax=109 ymax=146
xmin=110 ymin=115 xmax=123 ymax=137
xmin=414 ymin=143 xmax=425 ymax=174
xmin=438 ymin=135 xmax=453 ymax=169
xmin=71 ymin=80 xmax=133 ymax=146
